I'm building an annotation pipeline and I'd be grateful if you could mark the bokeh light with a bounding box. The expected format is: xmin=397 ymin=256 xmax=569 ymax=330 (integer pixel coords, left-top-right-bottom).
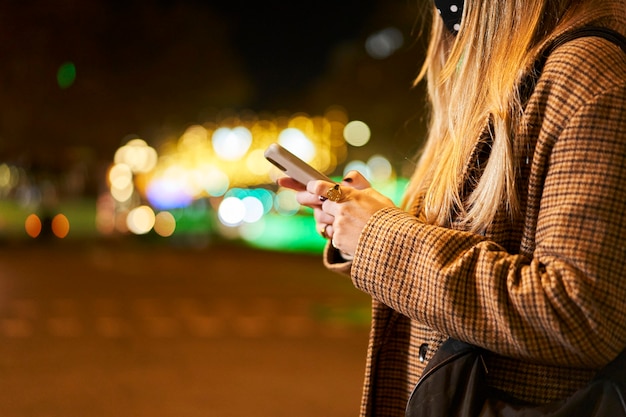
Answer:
xmin=57 ymin=62 xmax=76 ymax=89
xmin=92 ymin=109 xmax=405 ymax=252
xmin=343 ymin=120 xmax=371 ymax=147
xmin=367 ymin=155 xmax=393 ymax=182
xmin=154 ymin=211 xmax=176 ymax=237
xmin=114 ymin=139 xmax=158 ymax=174
xmin=365 ymin=27 xmax=404 ymax=59
xmin=212 ymin=126 xmax=253 ymax=161
xmin=274 ymin=189 xmax=300 ymax=216
xmin=241 ymin=196 xmax=264 ymax=223
xmin=0 ymin=163 xmax=19 ymax=196
xmin=51 ymin=214 xmax=70 ymax=238
xmin=25 ymin=214 xmax=42 ymax=238
xmin=196 ymin=165 xmax=230 ymax=197
xmin=218 ymin=197 xmax=246 ymax=227
xmin=108 ymin=163 xmax=135 ymax=202
xmin=146 ymin=176 xmax=194 ymax=210
xmin=246 ymin=149 xmax=271 ymax=176
xmin=96 ymin=194 xmax=116 ymax=235
xmin=278 ymin=128 xmax=316 ymax=162
xmin=343 ymin=160 xmax=370 ymax=179
xmin=126 ymin=205 xmax=156 ymax=235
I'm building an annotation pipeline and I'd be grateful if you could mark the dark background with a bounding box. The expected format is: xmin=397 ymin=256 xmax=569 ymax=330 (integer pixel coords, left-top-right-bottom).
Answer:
xmin=0 ymin=0 xmax=430 ymax=184
xmin=0 ymin=4 xmax=435 ymax=415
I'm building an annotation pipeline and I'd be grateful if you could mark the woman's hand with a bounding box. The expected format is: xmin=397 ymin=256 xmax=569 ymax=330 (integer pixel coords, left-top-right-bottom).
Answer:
xmin=309 ymin=171 xmax=396 ymax=256
xmin=276 ymin=176 xmax=340 ymax=240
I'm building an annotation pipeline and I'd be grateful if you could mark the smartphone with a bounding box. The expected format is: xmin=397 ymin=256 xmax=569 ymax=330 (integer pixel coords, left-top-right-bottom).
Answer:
xmin=264 ymin=143 xmax=332 ymax=185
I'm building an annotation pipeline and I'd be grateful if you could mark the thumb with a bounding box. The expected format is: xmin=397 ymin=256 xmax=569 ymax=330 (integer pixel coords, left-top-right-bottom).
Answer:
xmin=342 ymin=170 xmax=370 ymax=190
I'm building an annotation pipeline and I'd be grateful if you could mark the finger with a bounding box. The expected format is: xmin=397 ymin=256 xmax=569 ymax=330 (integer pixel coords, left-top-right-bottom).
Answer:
xmin=307 ymin=179 xmax=338 ymax=199
xmin=277 ymin=176 xmax=306 ymax=191
xmin=321 ymin=198 xmax=341 ymax=216
xmin=295 ymin=190 xmax=323 ymax=207
xmin=317 ymin=223 xmax=335 ymax=240
xmin=313 ymin=208 xmax=335 ymax=225
xmin=342 ymin=170 xmax=370 ymax=190
xmin=324 ymin=224 xmax=334 ymax=239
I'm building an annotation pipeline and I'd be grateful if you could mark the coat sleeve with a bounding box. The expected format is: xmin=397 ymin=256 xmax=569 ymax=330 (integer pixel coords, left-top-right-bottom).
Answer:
xmin=350 ymin=84 xmax=626 ymax=370
xmin=322 ymin=241 xmax=352 ymax=276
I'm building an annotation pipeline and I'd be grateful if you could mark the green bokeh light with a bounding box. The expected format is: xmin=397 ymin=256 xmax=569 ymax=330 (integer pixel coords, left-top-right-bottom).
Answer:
xmin=57 ymin=62 xmax=76 ymax=89
xmin=243 ymin=213 xmax=327 ymax=253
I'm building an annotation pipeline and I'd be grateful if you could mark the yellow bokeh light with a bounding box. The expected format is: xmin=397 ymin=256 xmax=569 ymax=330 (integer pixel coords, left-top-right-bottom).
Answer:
xmin=109 ymin=164 xmax=135 ymax=202
xmin=246 ymin=149 xmax=271 ymax=176
xmin=111 ymin=183 xmax=134 ymax=203
xmin=274 ymin=189 xmax=300 ymax=216
xmin=108 ymin=163 xmax=133 ymax=189
xmin=179 ymin=125 xmax=209 ymax=150
xmin=114 ymin=138 xmax=158 ymax=174
xmin=109 ymin=109 xmax=350 ymax=216
xmin=126 ymin=205 xmax=155 ymax=235
xmin=0 ymin=163 xmax=11 ymax=188
xmin=154 ymin=211 xmax=176 ymax=237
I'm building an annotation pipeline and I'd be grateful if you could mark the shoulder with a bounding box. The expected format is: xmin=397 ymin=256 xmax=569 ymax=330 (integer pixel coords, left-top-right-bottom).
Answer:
xmin=531 ymin=35 xmax=626 ymax=126
xmin=541 ymin=35 xmax=626 ymax=98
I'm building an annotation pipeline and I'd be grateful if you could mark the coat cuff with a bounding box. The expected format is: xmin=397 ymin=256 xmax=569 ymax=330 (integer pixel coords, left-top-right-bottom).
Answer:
xmin=322 ymin=241 xmax=352 ymax=276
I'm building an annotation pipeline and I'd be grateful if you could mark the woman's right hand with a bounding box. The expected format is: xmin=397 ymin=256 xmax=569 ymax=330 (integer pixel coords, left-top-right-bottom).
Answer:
xmin=277 ymin=176 xmax=336 ymax=239
xmin=276 ymin=172 xmax=370 ymax=241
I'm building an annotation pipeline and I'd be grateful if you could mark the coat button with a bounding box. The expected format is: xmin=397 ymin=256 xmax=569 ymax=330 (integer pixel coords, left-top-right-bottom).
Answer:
xmin=419 ymin=343 xmax=429 ymax=363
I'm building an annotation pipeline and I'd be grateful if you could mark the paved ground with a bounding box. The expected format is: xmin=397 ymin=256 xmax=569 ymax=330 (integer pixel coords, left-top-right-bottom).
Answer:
xmin=0 ymin=239 xmax=372 ymax=417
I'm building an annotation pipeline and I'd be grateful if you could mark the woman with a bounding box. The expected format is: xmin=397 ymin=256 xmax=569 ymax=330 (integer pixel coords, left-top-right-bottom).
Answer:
xmin=278 ymin=0 xmax=626 ymax=415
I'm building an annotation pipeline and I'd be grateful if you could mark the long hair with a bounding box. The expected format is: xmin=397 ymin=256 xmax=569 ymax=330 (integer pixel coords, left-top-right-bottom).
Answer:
xmin=403 ymin=0 xmax=602 ymax=232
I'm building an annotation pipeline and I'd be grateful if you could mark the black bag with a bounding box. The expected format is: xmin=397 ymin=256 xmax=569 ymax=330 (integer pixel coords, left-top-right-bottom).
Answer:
xmin=405 ymin=338 xmax=626 ymax=417
xmin=406 ymin=26 xmax=626 ymax=417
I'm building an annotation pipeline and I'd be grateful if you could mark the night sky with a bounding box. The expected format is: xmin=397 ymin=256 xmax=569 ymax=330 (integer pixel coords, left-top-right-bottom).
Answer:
xmin=0 ymin=0 xmax=428 ymax=176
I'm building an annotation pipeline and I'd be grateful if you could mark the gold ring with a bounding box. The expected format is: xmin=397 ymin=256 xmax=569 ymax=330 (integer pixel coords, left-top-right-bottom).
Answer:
xmin=326 ymin=184 xmax=342 ymax=202
xmin=319 ymin=224 xmax=329 ymax=239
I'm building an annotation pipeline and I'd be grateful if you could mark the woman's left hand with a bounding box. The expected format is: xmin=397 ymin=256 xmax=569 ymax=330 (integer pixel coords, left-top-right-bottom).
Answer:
xmin=309 ymin=171 xmax=396 ymax=256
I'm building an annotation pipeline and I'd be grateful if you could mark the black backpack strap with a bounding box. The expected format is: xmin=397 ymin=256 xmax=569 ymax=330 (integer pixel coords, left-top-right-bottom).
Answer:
xmin=538 ymin=26 xmax=626 ymax=72
xmin=521 ymin=26 xmax=626 ymax=107
xmin=548 ymin=26 xmax=626 ymax=55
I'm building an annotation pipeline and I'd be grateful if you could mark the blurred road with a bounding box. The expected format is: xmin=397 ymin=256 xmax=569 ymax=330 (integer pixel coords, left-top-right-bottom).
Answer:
xmin=0 ymin=240 xmax=371 ymax=417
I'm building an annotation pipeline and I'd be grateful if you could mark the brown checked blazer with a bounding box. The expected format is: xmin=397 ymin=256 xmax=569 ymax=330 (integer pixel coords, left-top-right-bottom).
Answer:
xmin=324 ymin=3 xmax=626 ymax=416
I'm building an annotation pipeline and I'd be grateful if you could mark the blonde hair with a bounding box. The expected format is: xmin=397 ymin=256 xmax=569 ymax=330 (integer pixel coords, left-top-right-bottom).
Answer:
xmin=403 ymin=0 xmax=595 ymax=232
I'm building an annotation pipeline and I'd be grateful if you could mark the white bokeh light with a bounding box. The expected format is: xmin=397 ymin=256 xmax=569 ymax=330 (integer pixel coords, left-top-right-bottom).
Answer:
xmin=127 ymin=205 xmax=156 ymax=235
xmin=108 ymin=163 xmax=133 ymax=190
xmin=277 ymin=128 xmax=316 ymax=162
xmin=111 ymin=181 xmax=134 ymax=203
xmin=218 ymin=197 xmax=246 ymax=226
xmin=212 ymin=126 xmax=253 ymax=161
xmin=367 ymin=155 xmax=393 ymax=182
xmin=343 ymin=120 xmax=371 ymax=147
xmin=365 ymin=27 xmax=404 ymax=59
xmin=114 ymin=139 xmax=158 ymax=174
xmin=343 ymin=160 xmax=371 ymax=180
xmin=242 ymin=196 xmax=264 ymax=223
xmin=109 ymin=163 xmax=135 ymax=202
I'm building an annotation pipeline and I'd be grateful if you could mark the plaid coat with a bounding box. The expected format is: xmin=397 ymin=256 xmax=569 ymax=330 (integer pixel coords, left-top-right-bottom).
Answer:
xmin=324 ymin=4 xmax=626 ymax=416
